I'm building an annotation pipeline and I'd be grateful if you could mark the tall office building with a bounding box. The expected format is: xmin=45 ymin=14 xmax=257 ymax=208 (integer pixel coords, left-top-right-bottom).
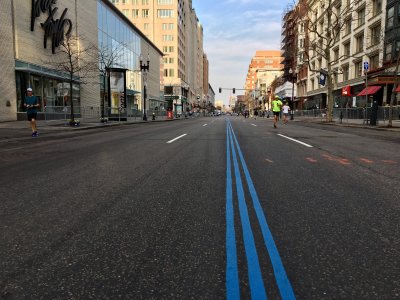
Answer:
xmin=111 ymin=0 xmax=207 ymax=111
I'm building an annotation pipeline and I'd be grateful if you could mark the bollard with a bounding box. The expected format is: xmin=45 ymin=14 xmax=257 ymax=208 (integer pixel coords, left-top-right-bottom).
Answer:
xmin=340 ymin=111 xmax=343 ymax=123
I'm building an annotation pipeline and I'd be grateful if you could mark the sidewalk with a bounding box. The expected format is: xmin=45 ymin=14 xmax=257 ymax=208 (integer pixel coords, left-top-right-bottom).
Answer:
xmin=0 ymin=115 xmax=178 ymax=142
xmin=292 ymin=116 xmax=400 ymax=132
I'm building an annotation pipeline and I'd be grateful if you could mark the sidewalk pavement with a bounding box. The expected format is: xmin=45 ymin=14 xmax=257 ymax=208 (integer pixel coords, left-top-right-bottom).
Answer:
xmin=292 ymin=116 xmax=400 ymax=132
xmin=0 ymin=115 xmax=399 ymax=142
xmin=0 ymin=115 xmax=176 ymax=142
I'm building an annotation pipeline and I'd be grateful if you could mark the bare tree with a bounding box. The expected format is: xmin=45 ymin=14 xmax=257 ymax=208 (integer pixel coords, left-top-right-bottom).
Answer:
xmin=44 ymin=34 xmax=97 ymax=124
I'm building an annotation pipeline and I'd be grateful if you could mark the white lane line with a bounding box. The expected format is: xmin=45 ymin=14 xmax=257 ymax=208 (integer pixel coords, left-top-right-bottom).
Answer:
xmin=203 ymin=124 xmax=208 ymax=127
xmin=167 ymin=134 xmax=187 ymax=144
xmin=251 ymin=124 xmax=257 ymax=127
xmin=277 ymin=134 xmax=313 ymax=148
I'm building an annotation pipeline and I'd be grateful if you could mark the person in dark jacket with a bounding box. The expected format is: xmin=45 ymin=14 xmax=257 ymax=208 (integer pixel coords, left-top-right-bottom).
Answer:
xmin=24 ymin=88 xmax=40 ymax=137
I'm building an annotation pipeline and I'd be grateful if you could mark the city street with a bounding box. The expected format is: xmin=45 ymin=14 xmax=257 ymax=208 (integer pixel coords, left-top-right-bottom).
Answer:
xmin=1 ymin=117 xmax=399 ymax=299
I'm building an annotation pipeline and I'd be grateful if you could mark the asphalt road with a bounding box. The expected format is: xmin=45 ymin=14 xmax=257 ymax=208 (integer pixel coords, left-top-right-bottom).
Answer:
xmin=1 ymin=117 xmax=399 ymax=299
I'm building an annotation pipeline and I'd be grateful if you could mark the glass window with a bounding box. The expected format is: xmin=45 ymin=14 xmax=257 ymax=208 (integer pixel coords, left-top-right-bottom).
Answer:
xmin=333 ymin=48 xmax=339 ymax=61
xmin=142 ymin=9 xmax=149 ymax=18
xmin=385 ymin=43 xmax=392 ymax=61
xmin=370 ymin=24 xmax=381 ymax=46
xmin=157 ymin=9 xmax=174 ymax=18
xmin=398 ymin=3 xmax=400 ymax=23
xmin=102 ymin=4 xmax=108 ymax=33
xmin=387 ymin=6 xmax=394 ymax=28
xmin=357 ymin=8 xmax=365 ymax=27
xmin=342 ymin=64 xmax=349 ymax=81
xmin=343 ymin=42 xmax=351 ymax=57
xmin=372 ymin=0 xmax=382 ymax=16
xmin=354 ymin=61 xmax=362 ymax=77
xmin=369 ymin=54 xmax=379 ymax=69
xmin=162 ymin=35 xmax=173 ymax=41
xmin=355 ymin=34 xmax=364 ymax=53
xmin=345 ymin=18 xmax=351 ymax=36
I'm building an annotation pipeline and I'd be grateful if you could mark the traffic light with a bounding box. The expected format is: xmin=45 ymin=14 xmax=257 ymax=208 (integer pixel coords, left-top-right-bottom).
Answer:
xmin=219 ymin=87 xmax=222 ymax=93
xmin=233 ymin=88 xmax=235 ymax=94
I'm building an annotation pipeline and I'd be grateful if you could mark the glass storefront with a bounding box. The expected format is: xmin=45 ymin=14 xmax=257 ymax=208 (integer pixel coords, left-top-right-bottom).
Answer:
xmin=16 ymin=71 xmax=80 ymax=114
xmin=97 ymin=1 xmax=141 ymax=110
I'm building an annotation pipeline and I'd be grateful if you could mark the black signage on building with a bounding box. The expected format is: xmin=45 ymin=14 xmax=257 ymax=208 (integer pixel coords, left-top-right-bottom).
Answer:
xmin=31 ymin=0 xmax=73 ymax=54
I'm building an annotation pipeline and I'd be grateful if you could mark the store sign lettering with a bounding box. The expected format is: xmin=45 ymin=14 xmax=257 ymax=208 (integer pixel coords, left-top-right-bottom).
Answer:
xmin=30 ymin=0 xmax=73 ymax=54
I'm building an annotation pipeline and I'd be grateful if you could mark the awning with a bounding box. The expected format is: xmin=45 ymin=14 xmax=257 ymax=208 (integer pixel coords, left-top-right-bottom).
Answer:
xmin=357 ymin=86 xmax=381 ymax=96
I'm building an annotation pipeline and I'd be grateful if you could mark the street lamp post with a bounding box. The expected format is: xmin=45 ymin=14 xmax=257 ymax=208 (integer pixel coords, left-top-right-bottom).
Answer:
xmin=140 ymin=54 xmax=150 ymax=121
xmin=289 ymin=68 xmax=296 ymax=120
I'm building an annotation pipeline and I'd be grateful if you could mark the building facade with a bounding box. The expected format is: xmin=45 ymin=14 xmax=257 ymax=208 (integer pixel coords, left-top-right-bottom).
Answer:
xmin=301 ymin=0 xmax=388 ymax=109
xmin=0 ymin=0 xmax=162 ymax=122
xmin=244 ymin=50 xmax=283 ymax=112
xmin=110 ymin=0 xmax=208 ymax=113
xmin=383 ymin=0 xmax=400 ymax=105
xmin=276 ymin=0 xmax=400 ymax=113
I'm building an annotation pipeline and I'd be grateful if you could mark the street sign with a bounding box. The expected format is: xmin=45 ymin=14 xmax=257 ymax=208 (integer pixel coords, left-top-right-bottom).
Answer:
xmin=363 ymin=61 xmax=369 ymax=71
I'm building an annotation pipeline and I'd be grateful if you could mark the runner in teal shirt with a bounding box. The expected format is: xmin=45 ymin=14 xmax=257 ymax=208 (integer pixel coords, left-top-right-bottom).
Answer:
xmin=24 ymin=88 xmax=39 ymax=137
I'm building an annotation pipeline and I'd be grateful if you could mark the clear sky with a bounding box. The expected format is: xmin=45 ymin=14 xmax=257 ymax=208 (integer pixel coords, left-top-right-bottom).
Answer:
xmin=192 ymin=0 xmax=293 ymax=105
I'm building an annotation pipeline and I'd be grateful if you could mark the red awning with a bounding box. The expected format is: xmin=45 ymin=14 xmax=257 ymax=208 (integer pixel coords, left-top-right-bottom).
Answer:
xmin=357 ymin=86 xmax=381 ymax=96
xmin=395 ymin=86 xmax=400 ymax=92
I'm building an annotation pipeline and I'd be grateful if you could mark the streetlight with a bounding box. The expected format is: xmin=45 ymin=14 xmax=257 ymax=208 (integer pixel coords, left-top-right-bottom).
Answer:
xmin=266 ymin=87 xmax=271 ymax=111
xmin=140 ymin=54 xmax=150 ymax=121
xmin=289 ymin=68 xmax=296 ymax=120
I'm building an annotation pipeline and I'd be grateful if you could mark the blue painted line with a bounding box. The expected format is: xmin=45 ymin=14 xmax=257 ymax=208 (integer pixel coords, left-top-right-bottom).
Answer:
xmin=229 ymin=122 xmax=296 ymax=300
xmin=228 ymin=123 xmax=267 ymax=300
xmin=226 ymin=122 xmax=240 ymax=300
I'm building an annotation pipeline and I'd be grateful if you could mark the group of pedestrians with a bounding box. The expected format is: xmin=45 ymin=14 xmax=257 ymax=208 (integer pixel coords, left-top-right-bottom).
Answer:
xmin=271 ymin=95 xmax=291 ymax=128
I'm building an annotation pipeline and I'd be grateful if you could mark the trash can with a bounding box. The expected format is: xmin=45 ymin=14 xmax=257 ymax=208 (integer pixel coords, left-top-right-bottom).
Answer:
xmin=370 ymin=101 xmax=378 ymax=126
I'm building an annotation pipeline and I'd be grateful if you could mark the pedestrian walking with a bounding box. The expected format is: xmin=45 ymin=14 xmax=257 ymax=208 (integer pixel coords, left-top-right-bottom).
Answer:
xmin=254 ymin=109 xmax=258 ymax=120
xmin=271 ymin=96 xmax=283 ymax=128
xmin=24 ymin=88 xmax=40 ymax=137
xmin=282 ymin=102 xmax=290 ymax=124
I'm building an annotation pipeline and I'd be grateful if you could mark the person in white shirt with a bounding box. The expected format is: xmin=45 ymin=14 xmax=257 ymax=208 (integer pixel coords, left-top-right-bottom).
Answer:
xmin=282 ymin=102 xmax=290 ymax=124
